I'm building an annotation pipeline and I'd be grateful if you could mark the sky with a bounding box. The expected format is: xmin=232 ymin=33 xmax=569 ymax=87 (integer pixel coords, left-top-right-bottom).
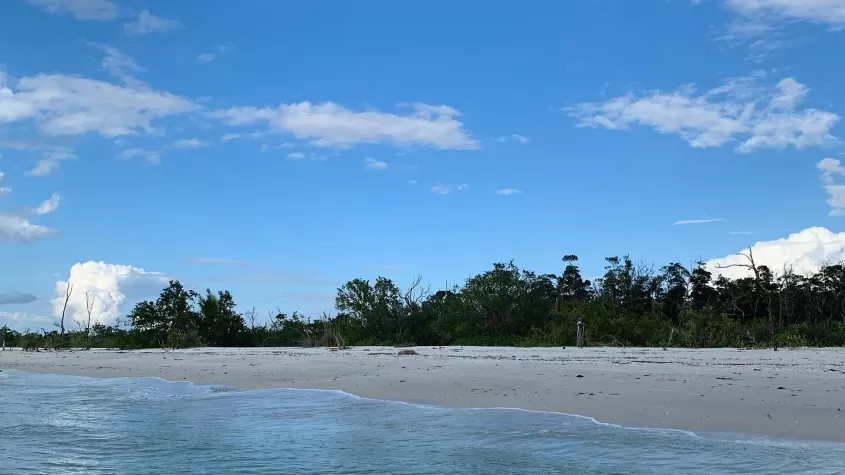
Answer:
xmin=2 ymin=0 xmax=845 ymax=331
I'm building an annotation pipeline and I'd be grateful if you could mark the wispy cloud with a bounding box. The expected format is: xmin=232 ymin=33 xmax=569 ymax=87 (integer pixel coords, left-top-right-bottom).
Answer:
xmin=31 ymin=193 xmax=60 ymax=215
xmin=26 ymin=0 xmax=118 ymax=21
xmin=0 ymin=70 xmax=196 ymax=138
xmin=287 ymin=152 xmax=305 ymax=160
xmin=168 ymin=138 xmax=210 ymax=149
xmin=431 ymin=183 xmax=468 ymax=195
xmin=211 ymin=102 xmax=479 ymax=150
xmin=197 ymin=53 xmax=216 ymax=64
xmin=118 ymin=148 xmax=161 ymax=164
xmin=730 ymin=231 xmax=753 ymax=235
xmin=124 ymin=10 xmax=182 ymax=36
xmin=90 ymin=43 xmax=146 ymax=87
xmin=0 ymin=171 xmax=10 ymax=196
xmin=26 ymin=150 xmax=78 ymax=177
xmin=221 ymin=131 xmax=268 ymax=142
xmin=673 ymin=218 xmax=724 ymax=225
xmin=568 ymin=75 xmax=838 ymax=153
xmin=364 ymin=157 xmax=388 ymax=170
xmin=495 ymin=134 xmax=530 ymax=144
xmin=817 ymin=157 xmax=845 ymax=216
xmin=495 ymin=188 xmax=523 ymax=196
xmin=724 ymin=0 xmax=845 ymax=26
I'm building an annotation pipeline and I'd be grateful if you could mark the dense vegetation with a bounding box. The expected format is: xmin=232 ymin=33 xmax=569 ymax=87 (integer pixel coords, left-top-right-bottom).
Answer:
xmin=4 ymin=254 xmax=845 ymax=350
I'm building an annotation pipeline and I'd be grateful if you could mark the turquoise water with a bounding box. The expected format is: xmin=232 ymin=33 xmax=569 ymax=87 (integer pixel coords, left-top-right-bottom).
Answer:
xmin=2 ymin=371 xmax=844 ymax=474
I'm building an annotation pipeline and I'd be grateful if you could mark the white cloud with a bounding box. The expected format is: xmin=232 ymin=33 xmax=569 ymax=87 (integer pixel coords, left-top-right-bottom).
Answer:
xmin=725 ymin=0 xmax=845 ymax=26
xmin=52 ymin=261 xmax=170 ymax=327
xmin=92 ymin=43 xmax=146 ymax=87
xmin=706 ymin=227 xmax=845 ymax=279
xmin=364 ymin=157 xmax=388 ymax=170
xmin=431 ymin=183 xmax=468 ymax=195
xmin=32 ymin=193 xmax=60 ymax=215
xmin=26 ymin=0 xmax=118 ymax=21
xmin=26 ymin=150 xmax=77 ymax=177
xmin=0 ymin=215 xmax=55 ymax=243
xmin=817 ymin=157 xmax=845 ymax=216
xmin=495 ymin=188 xmax=523 ymax=195
xmin=0 ymin=71 xmax=197 ymax=137
xmin=221 ymin=131 xmax=268 ymax=142
xmin=197 ymin=53 xmax=216 ymax=64
xmin=211 ymin=101 xmax=479 ymax=150
xmin=0 ymin=171 xmax=10 ymax=196
xmin=673 ymin=218 xmax=725 ymax=225
xmin=119 ymin=148 xmax=160 ymax=164
xmin=568 ymin=76 xmax=838 ymax=153
xmin=730 ymin=230 xmax=754 ymax=235
xmin=0 ymin=311 xmax=57 ymax=332
xmin=0 ymin=172 xmax=59 ymax=242
xmin=169 ymin=138 xmax=209 ymax=149
xmin=287 ymin=152 xmax=305 ymax=160
xmin=124 ymin=10 xmax=182 ymax=36
xmin=496 ymin=134 xmax=530 ymax=144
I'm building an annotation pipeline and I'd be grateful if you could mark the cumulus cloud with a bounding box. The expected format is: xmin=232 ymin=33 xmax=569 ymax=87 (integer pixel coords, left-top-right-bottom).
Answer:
xmin=431 ymin=183 xmax=468 ymax=195
xmin=0 ymin=311 xmax=56 ymax=332
xmin=673 ymin=218 xmax=724 ymax=225
xmin=52 ymin=261 xmax=170 ymax=327
xmin=26 ymin=0 xmax=118 ymax=21
xmin=211 ymin=101 xmax=479 ymax=150
xmin=568 ymin=76 xmax=838 ymax=153
xmin=364 ymin=157 xmax=388 ymax=170
xmin=495 ymin=188 xmax=523 ymax=195
xmin=817 ymin=157 xmax=845 ymax=216
xmin=26 ymin=150 xmax=77 ymax=177
xmin=124 ymin=10 xmax=182 ymax=36
xmin=0 ymin=292 xmax=38 ymax=305
xmin=706 ymin=227 xmax=845 ymax=279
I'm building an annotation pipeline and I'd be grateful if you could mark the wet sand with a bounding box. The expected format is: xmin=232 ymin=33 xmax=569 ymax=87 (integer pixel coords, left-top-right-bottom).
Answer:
xmin=2 ymin=346 xmax=844 ymax=441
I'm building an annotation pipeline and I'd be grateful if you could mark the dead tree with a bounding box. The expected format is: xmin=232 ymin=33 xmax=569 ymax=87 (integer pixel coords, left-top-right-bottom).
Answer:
xmin=717 ymin=248 xmax=778 ymax=351
xmin=85 ymin=290 xmax=95 ymax=347
xmin=59 ymin=282 xmax=74 ymax=338
xmin=402 ymin=275 xmax=431 ymax=340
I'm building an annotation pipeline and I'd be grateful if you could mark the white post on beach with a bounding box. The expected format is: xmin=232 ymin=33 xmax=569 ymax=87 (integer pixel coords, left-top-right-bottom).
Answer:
xmin=576 ymin=320 xmax=585 ymax=348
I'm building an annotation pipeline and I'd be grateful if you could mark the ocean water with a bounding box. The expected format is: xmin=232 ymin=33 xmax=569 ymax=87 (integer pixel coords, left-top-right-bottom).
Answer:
xmin=1 ymin=371 xmax=844 ymax=475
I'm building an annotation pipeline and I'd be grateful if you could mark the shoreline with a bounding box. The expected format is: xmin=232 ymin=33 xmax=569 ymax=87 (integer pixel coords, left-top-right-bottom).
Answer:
xmin=2 ymin=346 xmax=844 ymax=442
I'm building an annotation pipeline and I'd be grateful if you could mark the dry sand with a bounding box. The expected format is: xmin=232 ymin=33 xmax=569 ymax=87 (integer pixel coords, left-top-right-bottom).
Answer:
xmin=2 ymin=346 xmax=844 ymax=441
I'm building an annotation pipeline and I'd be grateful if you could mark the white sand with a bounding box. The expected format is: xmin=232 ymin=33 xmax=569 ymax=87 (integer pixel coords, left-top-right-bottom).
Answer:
xmin=2 ymin=346 xmax=844 ymax=441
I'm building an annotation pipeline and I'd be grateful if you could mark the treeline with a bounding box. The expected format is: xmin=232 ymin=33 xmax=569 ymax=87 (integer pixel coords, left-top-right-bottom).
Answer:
xmin=4 ymin=254 xmax=845 ymax=350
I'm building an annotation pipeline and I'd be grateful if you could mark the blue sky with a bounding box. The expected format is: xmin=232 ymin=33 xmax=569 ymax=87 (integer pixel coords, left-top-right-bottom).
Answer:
xmin=2 ymin=0 xmax=845 ymax=331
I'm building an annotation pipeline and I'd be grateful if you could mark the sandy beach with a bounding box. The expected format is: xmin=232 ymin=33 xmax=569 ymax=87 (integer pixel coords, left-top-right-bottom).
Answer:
xmin=2 ymin=346 xmax=843 ymax=441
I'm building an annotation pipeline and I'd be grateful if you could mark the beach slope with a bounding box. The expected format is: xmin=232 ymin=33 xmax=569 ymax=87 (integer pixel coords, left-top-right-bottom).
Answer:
xmin=2 ymin=346 xmax=843 ymax=441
